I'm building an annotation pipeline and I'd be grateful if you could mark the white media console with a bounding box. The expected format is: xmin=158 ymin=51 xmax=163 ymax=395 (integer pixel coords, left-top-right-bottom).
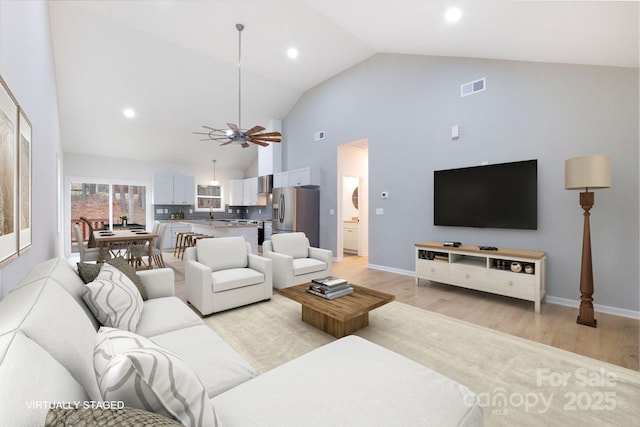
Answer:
xmin=415 ymin=242 xmax=546 ymax=313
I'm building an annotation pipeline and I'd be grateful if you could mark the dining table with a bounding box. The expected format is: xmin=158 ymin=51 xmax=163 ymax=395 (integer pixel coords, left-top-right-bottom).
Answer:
xmin=93 ymin=229 xmax=159 ymax=269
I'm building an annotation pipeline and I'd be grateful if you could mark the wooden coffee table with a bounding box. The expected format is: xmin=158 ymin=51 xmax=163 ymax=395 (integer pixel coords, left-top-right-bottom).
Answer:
xmin=278 ymin=284 xmax=395 ymax=338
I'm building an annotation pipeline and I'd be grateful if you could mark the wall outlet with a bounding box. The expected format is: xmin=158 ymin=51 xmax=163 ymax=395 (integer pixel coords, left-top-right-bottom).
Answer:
xmin=376 ymin=208 xmax=384 ymax=215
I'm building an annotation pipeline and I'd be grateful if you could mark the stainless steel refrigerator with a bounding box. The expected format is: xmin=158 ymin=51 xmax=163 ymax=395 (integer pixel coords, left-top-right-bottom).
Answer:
xmin=272 ymin=187 xmax=319 ymax=247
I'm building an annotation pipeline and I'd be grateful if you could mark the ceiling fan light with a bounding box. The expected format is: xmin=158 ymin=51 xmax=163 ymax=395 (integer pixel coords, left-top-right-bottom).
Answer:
xmin=225 ymin=129 xmax=234 ymax=136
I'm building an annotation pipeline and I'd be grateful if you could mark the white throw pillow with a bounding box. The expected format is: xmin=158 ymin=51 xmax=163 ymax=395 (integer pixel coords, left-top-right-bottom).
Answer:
xmin=82 ymin=263 xmax=143 ymax=332
xmin=94 ymin=327 xmax=216 ymax=427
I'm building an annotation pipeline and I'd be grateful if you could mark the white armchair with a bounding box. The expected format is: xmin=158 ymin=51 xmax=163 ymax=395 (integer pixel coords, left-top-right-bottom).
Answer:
xmin=185 ymin=236 xmax=272 ymax=316
xmin=262 ymin=232 xmax=332 ymax=290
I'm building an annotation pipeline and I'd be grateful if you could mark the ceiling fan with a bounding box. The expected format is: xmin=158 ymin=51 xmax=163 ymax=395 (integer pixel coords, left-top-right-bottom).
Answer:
xmin=194 ymin=23 xmax=282 ymax=148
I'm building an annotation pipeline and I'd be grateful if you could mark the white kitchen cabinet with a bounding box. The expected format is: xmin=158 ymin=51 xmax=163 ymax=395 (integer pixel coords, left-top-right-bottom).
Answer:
xmin=153 ymin=173 xmax=194 ymax=205
xmin=229 ymin=179 xmax=244 ymax=206
xmin=173 ymin=175 xmax=195 ymax=204
xmin=162 ymin=222 xmax=192 ymax=250
xmin=243 ymin=177 xmax=258 ymax=206
xmin=273 ymin=167 xmax=319 ymax=188
xmin=273 ymin=172 xmax=285 ymax=189
xmin=343 ymin=221 xmax=358 ymax=253
xmin=153 ymin=173 xmax=175 ymax=204
xmin=228 ymin=177 xmax=265 ymax=206
xmin=287 ymin=167 xmax=309 ymax=187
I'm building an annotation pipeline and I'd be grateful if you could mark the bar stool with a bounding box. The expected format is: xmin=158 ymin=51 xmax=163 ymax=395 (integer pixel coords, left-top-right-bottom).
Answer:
xmin=179 ymin=233 xmax=204 ymax=259
xmin=175 ymin=231 xmax=196 ymax=257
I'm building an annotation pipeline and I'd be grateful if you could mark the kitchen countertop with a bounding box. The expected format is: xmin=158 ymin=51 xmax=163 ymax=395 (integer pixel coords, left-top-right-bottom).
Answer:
xmin=180 ymin=219 xmax=259 ymax=228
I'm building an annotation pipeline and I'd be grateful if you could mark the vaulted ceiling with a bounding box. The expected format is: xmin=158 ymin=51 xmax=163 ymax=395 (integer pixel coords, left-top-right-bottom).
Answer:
xmin=49 ymin=1 xmax=639 ymax=172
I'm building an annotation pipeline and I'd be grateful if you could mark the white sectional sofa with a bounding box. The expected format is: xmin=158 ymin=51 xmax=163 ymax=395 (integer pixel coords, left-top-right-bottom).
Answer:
xmin=0 ymin=257 xmax=483 ymax=426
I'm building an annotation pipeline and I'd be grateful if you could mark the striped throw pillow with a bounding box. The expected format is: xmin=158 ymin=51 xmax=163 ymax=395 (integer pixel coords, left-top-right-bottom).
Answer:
xmin=94 ymin=327 xmax=216 ymax=427
xmin=82 ymin=263 xmax=143 ymax=332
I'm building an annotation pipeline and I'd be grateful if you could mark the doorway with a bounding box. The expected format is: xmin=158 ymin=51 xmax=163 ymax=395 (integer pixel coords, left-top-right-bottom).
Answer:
xmin=337 ymin=139 xmax=369 ymax=260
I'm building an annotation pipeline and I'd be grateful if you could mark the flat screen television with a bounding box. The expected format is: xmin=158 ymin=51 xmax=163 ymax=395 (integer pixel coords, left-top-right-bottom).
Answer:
xmin=434 ymin=159 xmax=537 ymax=230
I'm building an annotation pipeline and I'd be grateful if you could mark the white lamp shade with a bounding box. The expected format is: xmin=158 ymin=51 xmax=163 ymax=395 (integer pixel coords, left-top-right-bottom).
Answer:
xmin=565 ymin=155 xmax=611 ymax=190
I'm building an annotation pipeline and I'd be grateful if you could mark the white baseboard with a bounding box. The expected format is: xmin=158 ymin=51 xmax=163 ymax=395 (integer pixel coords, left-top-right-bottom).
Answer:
xmin=367 ymin=264 xmax=640 ymax=320
xmin=545 ymin=296 xmax=640 ymax=320
xmin=367 ymin=263 xmax=415 ymax=277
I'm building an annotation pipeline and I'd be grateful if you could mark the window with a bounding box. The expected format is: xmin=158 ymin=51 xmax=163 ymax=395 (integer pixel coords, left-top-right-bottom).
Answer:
xmin=70 ymin=181 xmax=147 ymax=252
xmin=196 ymin=184 xmax=222 ymax=212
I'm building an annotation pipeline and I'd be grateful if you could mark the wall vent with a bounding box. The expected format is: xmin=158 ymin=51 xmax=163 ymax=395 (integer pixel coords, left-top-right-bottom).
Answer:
xmin=314 ymin=131 xmax=325 ymax=141
xmin=461 ymin=78 xmax=486 ymax=97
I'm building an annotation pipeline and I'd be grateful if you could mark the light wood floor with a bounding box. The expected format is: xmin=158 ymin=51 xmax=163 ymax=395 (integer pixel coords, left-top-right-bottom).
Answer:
xmin=166 ymin=252 xmax=639 ymax=371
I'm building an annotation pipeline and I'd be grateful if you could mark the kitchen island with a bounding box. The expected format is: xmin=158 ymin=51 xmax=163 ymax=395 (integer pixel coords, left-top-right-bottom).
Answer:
xmin=181 ymin=220 xmax=259 ymax=253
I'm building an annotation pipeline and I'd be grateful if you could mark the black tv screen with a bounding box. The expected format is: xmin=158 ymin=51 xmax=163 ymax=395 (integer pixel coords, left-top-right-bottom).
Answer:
xmin=434 ymin=160 xmax=537 ymax=230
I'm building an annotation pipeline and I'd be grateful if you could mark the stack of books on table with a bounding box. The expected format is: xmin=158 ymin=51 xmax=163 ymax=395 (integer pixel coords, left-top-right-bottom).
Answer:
xmin=306 ymin=276 xmax=353 ymax=300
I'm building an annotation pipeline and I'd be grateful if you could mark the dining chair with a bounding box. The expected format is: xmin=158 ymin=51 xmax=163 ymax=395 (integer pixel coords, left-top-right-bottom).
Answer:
xmin=73 ymin=224 xmax=110 ymax=263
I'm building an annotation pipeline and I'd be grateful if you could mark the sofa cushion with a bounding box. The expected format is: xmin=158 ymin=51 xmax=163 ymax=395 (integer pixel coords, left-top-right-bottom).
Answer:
xmin=78 ymin=257 xmax=148 ymax=300
xmin=0 ymin=280 xmax=102 ymax=401
xmin=0 ymin=331 xmax=89 ymax=427
xmin=211 ymin=336 xmax=483 ymax=427
xmin=211 ymin=268 xmax=265 ymax=293
xmin=135 ymin=297 xmax=203 ymax=337
xmin=150 ymin=325 xmax=256 ymax=397
xmin=197 ymin=237 xmax=248 ymax=271
xmin=12 ymin=257 xmax=100 ymax=329
xmin=271 ymin=232 xmax=309 ymax=259
xmin=82 ymin=264 xmax=144 ymax=332
xmin=45 ymin=406 xmax=182 ymax=427
xmin=292 ymin=258 xmax=327 ymax=276
xmin=94 ymin=327 xmax=216 ymax=427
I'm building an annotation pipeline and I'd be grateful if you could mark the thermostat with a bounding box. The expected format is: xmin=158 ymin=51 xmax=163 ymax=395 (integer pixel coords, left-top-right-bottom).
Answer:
xmin=381 ymin=191 xmax=389 ymax=199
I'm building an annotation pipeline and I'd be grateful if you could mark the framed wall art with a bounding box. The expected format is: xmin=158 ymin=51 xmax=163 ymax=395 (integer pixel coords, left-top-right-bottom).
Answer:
xmin=0 ymin=76 xmax=18 ymax=265
xmin=18 ymin=108 xmax=32 ymax=252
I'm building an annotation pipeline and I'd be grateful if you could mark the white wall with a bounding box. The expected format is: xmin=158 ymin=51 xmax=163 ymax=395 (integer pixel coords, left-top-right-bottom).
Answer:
xmin=0 ymin=1 xmax=63 ymax=297
xmin=283 ymin=53 xmax=639 ymax=312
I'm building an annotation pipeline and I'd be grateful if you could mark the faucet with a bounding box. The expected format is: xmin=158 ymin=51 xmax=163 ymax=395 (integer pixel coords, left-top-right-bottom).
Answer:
xmin=209 ymin=207 xmax=214 ymax=220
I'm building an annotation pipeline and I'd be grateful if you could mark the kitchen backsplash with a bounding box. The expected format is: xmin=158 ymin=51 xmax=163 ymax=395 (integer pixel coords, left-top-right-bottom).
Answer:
xmin=153 ymin=200 xmax=273 ymax=222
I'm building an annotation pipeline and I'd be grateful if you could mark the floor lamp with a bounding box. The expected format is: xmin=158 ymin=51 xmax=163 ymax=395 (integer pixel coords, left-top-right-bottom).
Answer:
xmin=565 ymin=155 xmax=611 ymax=328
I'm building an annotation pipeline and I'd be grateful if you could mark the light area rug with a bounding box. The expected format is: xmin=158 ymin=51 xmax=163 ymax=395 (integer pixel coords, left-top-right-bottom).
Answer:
xmin=203 ymin=294 xmax=640 ymax=427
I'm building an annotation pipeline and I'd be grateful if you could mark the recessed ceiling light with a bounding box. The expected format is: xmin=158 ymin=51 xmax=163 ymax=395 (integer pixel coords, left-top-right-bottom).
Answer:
xmin=445 ymin=7 xmax=462 ymax=23
xmin=287 ymin=48 xmax=298 ymax=59
xmin=123 ymin=108 xmax=136 ymax=118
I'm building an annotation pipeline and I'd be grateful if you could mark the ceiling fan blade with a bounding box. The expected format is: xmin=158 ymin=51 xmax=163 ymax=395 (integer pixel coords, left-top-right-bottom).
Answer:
xmin=244 ymin=125 xmax=265 ymax=136
xmin=202 ymin=125 xmax=221 ymax=131
xmin=251 ymin=140 xmax=269 ymax=147
xmin=219 ymin=141 xmax=233 ymax=146
xmin=241 ymin=142 xmax=250 ymax=148
xmin=227 ymin=123 xmax=240 ymax=135
xmin=251 ymin=137 xmax=281 ymax=143
xmin=252 ymin=131 xmax=281 ymax=137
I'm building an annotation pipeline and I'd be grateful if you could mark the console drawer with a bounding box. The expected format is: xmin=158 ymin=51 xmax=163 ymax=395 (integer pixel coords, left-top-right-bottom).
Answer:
xmin=486 ymin=270 xmax=536 ymax=299
xmin=450 ymin=264 xmax=487 ymax=288
xmin=416 ymin=259 xmax=449 ymax=282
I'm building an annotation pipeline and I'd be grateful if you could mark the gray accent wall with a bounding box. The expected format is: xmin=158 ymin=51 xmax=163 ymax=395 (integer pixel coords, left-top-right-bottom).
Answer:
xmin=283 ymin=53 xmax=639 ymax=312
xmin=0 ymin=1 xmax=63 ymax=298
